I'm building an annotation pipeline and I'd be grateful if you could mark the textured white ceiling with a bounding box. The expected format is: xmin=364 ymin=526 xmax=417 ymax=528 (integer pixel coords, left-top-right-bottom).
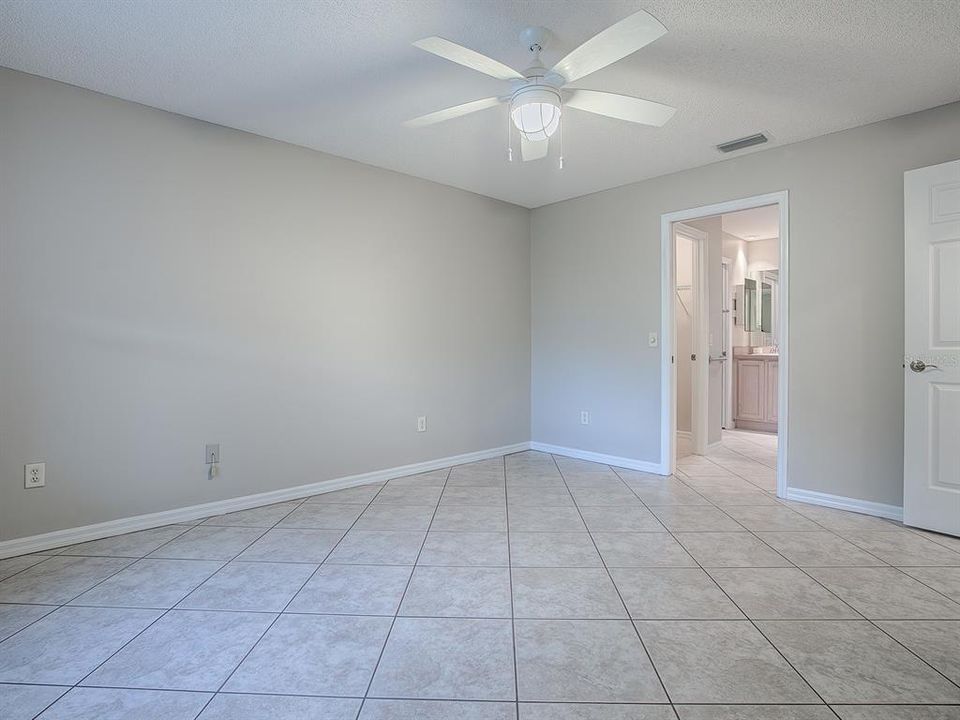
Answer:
xmin=2 ymin=0 xmax=958 ymax=208
xmin=722 ymin=205 xmax=780 ymax=241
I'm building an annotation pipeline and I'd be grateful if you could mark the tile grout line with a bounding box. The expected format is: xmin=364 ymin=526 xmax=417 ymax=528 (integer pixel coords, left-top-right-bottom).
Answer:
xmin=679 ymin=442 xmax=776 ymax=493
xmin=712 ymin=431 xmax=778 ymax=472
xmin=904 ymin=527 xmax=960 ymax=554
xmin=713 ymin=492 xmax=960 ymax=611
xmin=607 ymin=464 xmax=837 ymax=716
xmin=353 ymin=465 xmax=452 ymax=719
xmin=49 ymin=608 xmax=960 ymax=623
xmin=18 ymin=555 xmax=948 ymax=582
xmin=503 ymin=454 xmax=521 ymax=720
xmin=8 ymin=676 xmax=960 ymax=706
xmin=0 ymin=523 xmax=209 ymax=663
xmin=688 ymin=457 xmax=960 ymax=693
xmin=676 ymin=453 xmax=755 ymax=482
xmin=549 ymin=454 xmax=676 ymax=713
xmin=190 ymin=480 xmax=396 ymax=720
xmin=66 ymin=496 xmax=318 ymax=715
xmin=0 ymin=520 xmax=232 ymax=718
xmin=756 ymin=544 xmax=960 ymax=694
xmin=3 ymin=449 xmax=959 ymax=714
xmin=884 ymin=565 xmax=960 ymax=607
xmin=652 ymin=458 xmax=924 ymax=717
xmin=627 ymin=450 xmax=960 ymax=706
xmin=819 ymin=530 xmax=960 ymax=608
xmin=30 ymin=679 xmax=959 ymax=707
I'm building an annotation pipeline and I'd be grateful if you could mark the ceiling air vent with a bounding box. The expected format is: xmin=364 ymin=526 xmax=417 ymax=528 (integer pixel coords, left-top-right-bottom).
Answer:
xmin=716 ymin=133 xmax=768 ymax=153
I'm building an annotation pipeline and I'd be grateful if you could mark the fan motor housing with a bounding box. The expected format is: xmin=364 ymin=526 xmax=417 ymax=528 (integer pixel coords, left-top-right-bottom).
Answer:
xmin=511 ymin=84 xmax=561 ymax=108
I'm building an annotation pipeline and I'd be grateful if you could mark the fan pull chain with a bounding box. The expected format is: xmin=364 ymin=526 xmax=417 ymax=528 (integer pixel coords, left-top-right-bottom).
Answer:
xmin=506 ymin=107 xmax=513 ymax=162
xmin=558 ymin=112 xmax=564 ymax=169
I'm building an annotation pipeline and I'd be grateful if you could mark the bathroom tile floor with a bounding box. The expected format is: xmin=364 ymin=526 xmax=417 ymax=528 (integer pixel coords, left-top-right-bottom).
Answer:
xmin=2 ymin=445 xmax=960 ymax=719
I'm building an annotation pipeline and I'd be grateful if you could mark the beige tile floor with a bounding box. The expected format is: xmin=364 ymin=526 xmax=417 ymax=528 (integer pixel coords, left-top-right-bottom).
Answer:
xmin=1 ymin=443 xmax=960 ymax=719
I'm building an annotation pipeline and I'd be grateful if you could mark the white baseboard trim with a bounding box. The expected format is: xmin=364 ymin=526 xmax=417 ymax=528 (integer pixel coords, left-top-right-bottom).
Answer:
xmin=529 ymin=442 xmax=667 ymax=476
xmin=0 ymin=442 xmax=531 ymax=559
xmin=786 ymin=487 xmax=903 ymax=522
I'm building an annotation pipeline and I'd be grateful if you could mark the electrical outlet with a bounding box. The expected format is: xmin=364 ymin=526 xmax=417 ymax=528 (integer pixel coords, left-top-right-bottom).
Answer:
xmin=580 ymin=411 xmax=590 ymax=425
xmin=648 ymin=332 xmax=659 ymax=347
xmin=24 ymin=462 xmax=45 ymax=489
xmin=417 ymin=416 xmax=427 ymax=433
xmin=205 ymin=444 xmax=220 ymax=464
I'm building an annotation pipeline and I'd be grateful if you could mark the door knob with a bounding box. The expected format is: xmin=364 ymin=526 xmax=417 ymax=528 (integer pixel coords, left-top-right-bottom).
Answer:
xmin=909 ymin=360 xmax=939 ymax=372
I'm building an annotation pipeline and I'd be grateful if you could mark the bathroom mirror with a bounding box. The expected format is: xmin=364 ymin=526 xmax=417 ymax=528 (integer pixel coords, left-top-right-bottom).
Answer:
xmin=749 ymin=270 xmax=778 ymax=342
xmin=743 ymin=278 xmax=758 ymax=332
xmin=761 ymin=280 xmax=773 ymax=333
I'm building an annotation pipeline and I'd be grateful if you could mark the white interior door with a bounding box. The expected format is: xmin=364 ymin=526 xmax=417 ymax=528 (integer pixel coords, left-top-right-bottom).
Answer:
xmin=904 ymin=159 xmax=960 ymax=536
xmin=721 ymin=259 xmax=733 ymax=429
xmin=674 ymin=223 xmax=709 ymax=456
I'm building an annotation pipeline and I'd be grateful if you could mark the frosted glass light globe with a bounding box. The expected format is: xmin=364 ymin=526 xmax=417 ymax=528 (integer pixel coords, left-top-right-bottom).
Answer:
xmin=510 ymin=86 xmax=561 ymax=142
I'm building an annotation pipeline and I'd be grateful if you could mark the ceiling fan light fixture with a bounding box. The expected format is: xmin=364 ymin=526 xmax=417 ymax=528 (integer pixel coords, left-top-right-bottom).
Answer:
xmin=510 ymin=86 xmax=561 ymax=141
xmin=406 ymin=10 xmax=677 ymax=166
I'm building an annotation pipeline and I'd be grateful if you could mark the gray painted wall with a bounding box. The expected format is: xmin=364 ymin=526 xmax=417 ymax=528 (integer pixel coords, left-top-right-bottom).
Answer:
xmin=0 ymin=69 xmax=531 ymax=541
xmin=4 ymin=65 xmax=958 ymax=540
xmin=531 ymin=101 xmax=960 ymax=508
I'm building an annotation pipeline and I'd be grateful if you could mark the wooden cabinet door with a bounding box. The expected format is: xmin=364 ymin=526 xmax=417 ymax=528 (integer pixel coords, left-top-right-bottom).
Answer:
xmin=736 ymin=360 xmax=765 ymax=421
xmin=765 ymin=360 xmax=779 ymax=422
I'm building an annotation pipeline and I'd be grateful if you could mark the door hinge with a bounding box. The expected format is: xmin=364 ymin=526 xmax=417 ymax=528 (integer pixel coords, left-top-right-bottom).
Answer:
xmin=691 ymin=353 xmax=697 ymax=361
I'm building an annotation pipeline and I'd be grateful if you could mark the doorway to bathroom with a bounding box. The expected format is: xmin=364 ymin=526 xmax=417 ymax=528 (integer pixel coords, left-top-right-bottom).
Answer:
xmin=661 ymin=192 xmax=789 ymax=498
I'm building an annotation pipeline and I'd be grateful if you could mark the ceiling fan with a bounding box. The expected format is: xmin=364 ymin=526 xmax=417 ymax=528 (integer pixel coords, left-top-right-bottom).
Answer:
xmin=404 ymin=9 xmax=676 ymax=165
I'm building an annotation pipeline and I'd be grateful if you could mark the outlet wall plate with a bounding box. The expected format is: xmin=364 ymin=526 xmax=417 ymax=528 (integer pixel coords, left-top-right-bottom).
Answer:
xmin=580 ymin=411 xmax=590 ymax=425
xmin=417 ymin=416 xmax=427 ymax=433
xmin=24 ymin=462 xmax=45 ymax=489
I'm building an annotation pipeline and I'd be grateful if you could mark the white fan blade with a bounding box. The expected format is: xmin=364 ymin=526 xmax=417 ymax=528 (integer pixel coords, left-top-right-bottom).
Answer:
xmin=404 ymin=97 xmax=503 ymax=128
xmin=520 ymin=135 xmax=549 ymax=162
xmin=414 ymin=37 xmax=525 ymax=81
xmin=564 ymin=89 xmax=675 ymax=126
xmin=551 ymin=10 xmax=667 ymax=84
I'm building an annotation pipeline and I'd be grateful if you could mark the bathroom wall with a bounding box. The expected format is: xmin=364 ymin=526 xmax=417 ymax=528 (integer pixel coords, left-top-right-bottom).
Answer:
xmin=747 ymin=238 xmax=780 ymax=347
xmin=747 ymin=238 xmax=780 ymax=274
xmin=722 ymin=232 xmax=749 ymax=348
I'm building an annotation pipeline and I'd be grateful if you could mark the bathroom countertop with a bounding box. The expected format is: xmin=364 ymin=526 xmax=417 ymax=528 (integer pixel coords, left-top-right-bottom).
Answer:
xmin=734 ymin=352 xmax=779 ymax=359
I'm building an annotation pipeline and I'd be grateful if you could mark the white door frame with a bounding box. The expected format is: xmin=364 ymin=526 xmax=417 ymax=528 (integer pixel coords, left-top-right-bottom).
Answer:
xmin=673 ymin=222 xmax=710 ymax=455
xmin=660 ymin=191 xmax=790 ymax=499
xmin=721 ymin=257 xmax=734 ymax=430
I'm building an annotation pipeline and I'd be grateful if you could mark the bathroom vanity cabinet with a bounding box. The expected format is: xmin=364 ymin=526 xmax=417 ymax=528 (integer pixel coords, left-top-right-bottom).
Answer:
xmin=734 ymin=354 xmax=778 ymax=433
